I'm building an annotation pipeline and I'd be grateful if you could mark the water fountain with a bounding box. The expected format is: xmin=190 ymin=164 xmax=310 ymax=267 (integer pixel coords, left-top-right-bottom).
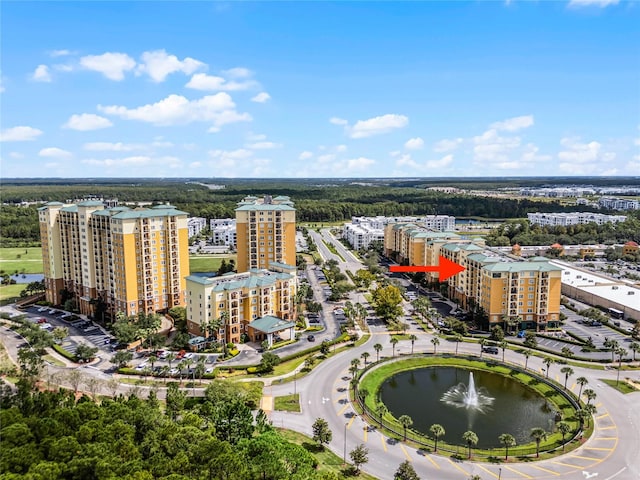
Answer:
xmin=440 ymin=372 xmax=494 ymax=414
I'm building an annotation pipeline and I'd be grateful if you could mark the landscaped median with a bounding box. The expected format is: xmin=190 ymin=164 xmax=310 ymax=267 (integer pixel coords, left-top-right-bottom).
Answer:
xmin=355 ymin=354 xmax=588 ymax=461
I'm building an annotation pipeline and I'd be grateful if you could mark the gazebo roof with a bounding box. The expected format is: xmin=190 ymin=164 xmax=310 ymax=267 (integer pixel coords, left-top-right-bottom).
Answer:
xmin=248 ymin=315 xmax=295 ymax=334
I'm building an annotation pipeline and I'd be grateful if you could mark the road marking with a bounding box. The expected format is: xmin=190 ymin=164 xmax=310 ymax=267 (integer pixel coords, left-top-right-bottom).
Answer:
xmin=423 ymin=453 xmax=439 ymax=469
xmin=447 ymin=459 xmax=470 ymax=476
xmin=596 ymin=437 xmax=617 ymax=441
xmin=337 ymin=404 xmax=349 ymax=416
xmin=363 ymin=426 xmax=367 ymax=443
xmin=335 ymin=394 xmax=346 ymax=403
xmin=598 ymin=426 xmax=616 ymax=431
xmin=502 ymin=465 xmax=533 ymax=479
xmin=595 ymin=402 xmax=602 ymax=408
xmin=584 ymin=446 xmax=614 ymax=452
xmin=570 ymin=382 xmax=576 ymax=391
xmin=347 ymin=416 xmax=355 ymax=430
xmin=261 ymin=395 xmax=273 ymax=412
xmin=380 ymin=434 xmax=387 ymax=452
xmin=553 ymin=460 xmax=584 ymax=469
xmin=399 ymin=444 xmax=412 ymax=461
xmin=572 ymin=455 xmax=601 ymax=462
xmin=595 ymin=413 xmax=609 ymax=420
xmin=529 ymin=464 xmax=560 ymax=476
xmin=477 ymin=464 xmax=499 ymax=478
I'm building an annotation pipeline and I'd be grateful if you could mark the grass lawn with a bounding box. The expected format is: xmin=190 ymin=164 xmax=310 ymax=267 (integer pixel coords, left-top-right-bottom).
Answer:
xmin=189 ymin=254 xmax=237 ymax=274
xmin=274 ymin=393 xmax=301 ymax=412
xmin=0 ymin=283 xmax=25 ymax=302
xmin=600 ymin=378 xmax=639 ymax=394
xmin=277 ymin=428 xmax=379 ymax=480
xmin=0 ymin=247 xmax=43 ymax=274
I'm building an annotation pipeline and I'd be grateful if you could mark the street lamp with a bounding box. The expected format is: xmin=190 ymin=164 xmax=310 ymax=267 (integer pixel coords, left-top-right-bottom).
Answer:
xmin=498 ymin=467 xmax=502 ymax=480
xmin=343 ymin=422 xmax=348 ymax=465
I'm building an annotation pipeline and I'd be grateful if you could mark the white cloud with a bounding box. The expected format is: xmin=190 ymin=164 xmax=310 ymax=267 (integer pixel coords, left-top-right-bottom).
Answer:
xmin=247 ymin=141 xmax=281 ymax=150
xmin=208 ymin=148 xmax=255 ymax=169
xmin=251 ymin=92 xmax=271 ymax=103
xmin=246 ymin=133 xmax=267 ymax=141
xmin=556 ymin=137 xmax=618 ymax=174
xmin=626 ymin=159 xmax=640 ymax=174
xmin=63 ymin=113 xmax=113 ymax=131
xmin=299 ymin=151 xmax=313 ymax=160
xmin=557 ymin=137 xmax=602 ymax=163
xmin=318 ymin=154 xmax=336 ymax=163
xmin=335 ymin=145 xmax=347 ymax=153
xmin=329 ymin=117 xmax=348 ymax=126
xmin=490 ymin=115 xmax=534 ymax=132
xmin=99 ymin=93 xmax=251 ymax=130
xmin=39 ymin=147 xmax=72 ymax=158
xmin=83 ymin=142 xmax=142 ymax=152
xmin=521 ymin=143 xmax=552 ymax=163
xmin=82 ymin=155 xmax=182 ymax=169
xmin=189 ymin=161 xmax=202 ymax=169
xmin=404 ymin=137 xmax=424 ymax=150
xmin=395 ymin=154 xmax=419 ymax=169
xmin=346 ymin=157 xmax=376 ymax=170
xmin=136 ymin=50 xmax=205 ymax=82
xmin=186 ymin=73 xmax=257 ymax=91
xmin=223 ymin=67 xmax=252 ymax=78
xmin=80 ymin=52 xmax=136 ymax=80
xmin=426 ymin=154 xmax=454 ymax=169
xmin=473 ymin=129 xmax=521 ymax=162
xmin=568 ymin=0 xmax=618 ymax=7
xmin=0 ymin=126 xmax=43 ymax=142
xmin=433 ymin=138 xmax=463 ymax=153
xmin=53 ymin=64 xmax=74 ymax=72
xmin=50 ymin=49 xmax=73 ymax=57
xmin=32 ymin=65 xmax=52 ymax=82
xmin=349 ymin=114 xmax=409 ymax=139
xmin=9 ymin=152 xmax=24 ymax=159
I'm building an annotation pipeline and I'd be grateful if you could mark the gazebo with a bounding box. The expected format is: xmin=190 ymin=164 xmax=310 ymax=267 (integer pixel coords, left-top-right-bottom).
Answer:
xmin=248 ymin=315 xmax=296 ymax=347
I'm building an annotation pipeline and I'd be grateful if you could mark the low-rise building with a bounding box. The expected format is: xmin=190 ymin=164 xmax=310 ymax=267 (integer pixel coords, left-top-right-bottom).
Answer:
xmin=343 ymin=223 xmax=385 ymax=250
xmin=527 ymin=212 xmax=627 ymax=227
xmin=210 ymin=219 xmax=237 ymax=247
xmin=188 ymin=217 xmax=207 ymax=238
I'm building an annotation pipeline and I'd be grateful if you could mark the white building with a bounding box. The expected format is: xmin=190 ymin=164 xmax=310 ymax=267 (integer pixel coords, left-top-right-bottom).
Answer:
xmin=210 ymin=218 xmax=237 ymax=247
xmin=598 ymin=197 xmax=640 ymax=211
xmin=527 ymin=212 xmax=627 ymax=227
xmin=350 ymin=215 xmax=456 ymax=232
xmin=343 ymin=223 xmax=385 ymax=250
xmin=188 ymin=217 xmax=207 ymax=237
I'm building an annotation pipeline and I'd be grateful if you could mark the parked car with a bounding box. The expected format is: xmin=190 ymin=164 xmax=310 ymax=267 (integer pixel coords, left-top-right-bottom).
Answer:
xmin=307 ymin=335 xmax=316 ymax=342
xmin=184 ymin=352 xmax=195 ymax=359
xmin=482 ymin=346 xmax=499 ymax=354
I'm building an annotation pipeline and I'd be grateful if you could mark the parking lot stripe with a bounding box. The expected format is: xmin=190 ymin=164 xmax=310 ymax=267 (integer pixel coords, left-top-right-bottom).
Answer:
xmin=596 ymin=413 xmax=610 ymax=420
xmin=502 ymin=465 xmax=533 ymax=479
xmin=335 ymin=394 xmax=346 ymax=403
xmin=477 ymin=464 xmax=499 ymax=478
xmin=363 ymin=426 xmax=367 ymax=443
xmin=584 ymin=446 xmax=614 ymax=452
xmin=399 ymin=444 xmax=412 ymax=462
xmin=446 ymin=459 xmax=470 ymax=476
xmin=337 ymin=404 xmax=349 ymax=416
xmin=572 ymin=455 xmax=600 ymax=462
xmin=423 ymin=453 xmax=439 ymax=469
xmin=380 ymin=434 xmax=388 ymax=452
xmin=529 ymin=464 xmax=560 ymax=476
xmin=596 ymin=437 xmax=617 ymax=441
xmin=552 ymin=460 xmax=584 ymax=469
xmin=347 ymin=416 xmax=355 ymax=430
xmin=598 ymin=425 xmax=616 ymax=431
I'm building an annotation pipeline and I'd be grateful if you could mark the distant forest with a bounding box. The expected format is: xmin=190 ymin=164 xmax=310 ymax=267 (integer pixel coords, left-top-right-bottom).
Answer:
xmin=1 ymin=178 xmax=638 ymax=246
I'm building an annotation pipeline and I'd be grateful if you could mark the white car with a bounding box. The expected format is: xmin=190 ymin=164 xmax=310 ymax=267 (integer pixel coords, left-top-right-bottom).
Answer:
xmin=37 ymin=307 xmax=48 ymax=313
xmin=135 ymin=363 xmax=148 ymax=371
xmin=184 ymin=352 xmax=195 ymax=359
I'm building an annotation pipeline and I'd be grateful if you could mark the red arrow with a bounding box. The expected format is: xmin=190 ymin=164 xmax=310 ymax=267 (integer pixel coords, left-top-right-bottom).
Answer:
xmin=389 ymin=255 xmax=465 ymax=282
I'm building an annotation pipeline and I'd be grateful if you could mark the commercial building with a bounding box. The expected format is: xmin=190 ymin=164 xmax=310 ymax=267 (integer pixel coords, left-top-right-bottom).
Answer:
xmin=527 ymin=212 xmax=627 ymax=227
xmin=187 ymin=217 xmax=207 ymax=238
xmin=185 ymin=263 xmax=297 ymax=345
xmin=235 ymin=195 xmax=296 ymax=272
xmin=38 ymin=201 xmax=190 ymax=318
xmin=384 ymin=223 xmax=562 ymax=331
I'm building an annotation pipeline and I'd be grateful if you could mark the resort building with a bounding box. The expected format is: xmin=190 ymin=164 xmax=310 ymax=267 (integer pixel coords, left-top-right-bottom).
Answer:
xmin=210 ymin=218 xmax=237 ymax=247
xmin=185 ymin=263 xmax=297 ymax=345
xmin=38 ymin=201 xmax=190 ymax=318
xmin=235 ymin=195 xmax=296 ymax=272
xmin=384 ymin=223 xmax=562 ymax=331
xmin=187 ymin=217 xmax=207 ymax=238
xmin=343 ymin=222 xmax=385 ymax=250
xmin=527 ymin=212 xmax=627 ymax=227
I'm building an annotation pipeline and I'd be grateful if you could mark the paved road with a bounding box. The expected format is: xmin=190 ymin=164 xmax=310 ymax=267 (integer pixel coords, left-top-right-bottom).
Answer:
xmin=269 ymin=332 xmax=640 ymax=480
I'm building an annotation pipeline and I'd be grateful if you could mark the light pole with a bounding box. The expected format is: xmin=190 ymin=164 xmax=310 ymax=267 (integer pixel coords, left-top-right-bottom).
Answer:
xmin=498 ymin=467 xmax=502 ymax=480
xmin=294 ymin=370 xmax=297 ymax=395
xmin=343 ymin=422 xmax=348 ymax=465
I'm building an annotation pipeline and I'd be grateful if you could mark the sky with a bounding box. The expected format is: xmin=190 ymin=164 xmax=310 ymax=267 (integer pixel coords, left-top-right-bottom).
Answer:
xmin=1 ymin=0 xmax=639 ymax=178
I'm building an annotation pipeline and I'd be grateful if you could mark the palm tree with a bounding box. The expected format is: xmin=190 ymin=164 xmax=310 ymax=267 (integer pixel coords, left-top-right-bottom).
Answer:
xmin=543 ymin=357 xmax=554 ymax=378
xmin=351 ymin=358 xmax=361 ymax=372
xmin=376 ymin=403 xmax=388 ymax=426
xmin=462 ymin=431 xmax=478 ymax=459
xmin=584 ymin=403 xmax=597 ymax=427
xmin=430 ymin=424 xmax=445 ymax=452
xmin=606 ymin=339 xmax=620 ymax=362
xmin=398 ymin=415 xmax=413 ymax=441
xmin=148 ymin=354 xmax=158 ymax=375
xmin=361 ymin=351 xmax=370 ymax=366
xmin=575 ymin=409 xmax=588 ymax=429
xmin=576 ymin=376 xmax=588 ymax=400
xmin=557 ymin=421 xmax=571 ymax=451
xmin=409 ymin=334 xmax=418 ymax=354
xmin=480 ymin=338 xmax=487 ymax=358
xmin=561 ymin=346 xmax=573 ymax=359
xmin=160 ymin=365 xmax=170 ymax=383
xmin=390 ymin=337 xmax=399 ymax=357
xmin=454 ymin=333 xmax=463 ymax=355
xmin=374 ymin=343 xmax=383 ymax=362
xmin=630 ymin=342 xmax=639 ymax=361
xmin=431 ymin=337 xmax=440 ymax=354
xmin=500 ymin=340 xmax=508 ymax=362
xmin=349 ymin=365 xmax=359 ymax=379
xmin=166 ymin=352 xmax=176 ymax=371
xmin=616 ymin=347 xmax=627 ymax=385
xmin=499 ymin=433 xmax=516 ymax=460
xmin=561 ymin=366 xmax=574 ymax=390
xmin=530 ymin=428 xmax=547 ymax=457
xmin=522 ymin=349 xmax=531 ymax=370
xmin=583 ymin=388 xmax=596 ymax=405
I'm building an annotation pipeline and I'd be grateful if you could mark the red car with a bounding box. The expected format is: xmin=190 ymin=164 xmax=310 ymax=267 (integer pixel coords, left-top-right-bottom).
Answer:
xmin=37 ymin=318 xmax=47 ymax=324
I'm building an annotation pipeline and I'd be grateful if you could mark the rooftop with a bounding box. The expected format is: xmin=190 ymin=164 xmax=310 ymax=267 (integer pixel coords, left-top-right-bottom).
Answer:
xmin=249 ymin=315 xmax=296 ymax=334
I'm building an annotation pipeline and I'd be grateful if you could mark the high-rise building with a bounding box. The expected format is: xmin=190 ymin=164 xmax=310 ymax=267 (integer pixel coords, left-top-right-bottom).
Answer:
xmin=185 ymin=263 xmax=297 ymax=345
xmin=38 ymin=201 xmax=190 ymax=318
xmin=235 ymin=195 xmax=296 ymax=272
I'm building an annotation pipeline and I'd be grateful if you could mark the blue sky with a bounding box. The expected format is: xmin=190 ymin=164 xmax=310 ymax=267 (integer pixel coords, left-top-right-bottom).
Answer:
xmin=1 ymin=0 xmax=638 ymax=178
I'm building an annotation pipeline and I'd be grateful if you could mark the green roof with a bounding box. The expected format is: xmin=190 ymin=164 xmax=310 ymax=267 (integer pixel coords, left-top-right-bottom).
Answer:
xmin=77 ymin=200 xmax=104 ymax=207
xmin=235 ymin=204 xmax=295 ymax=211
xmin=60 ymin=205 xmax=78 ymax=213
xmin=186 ymin=270 xmax=293 ymax=291
xmin=106 ymin=207 xmax=187 ymax=219
xmin=269 ymin=261 xmax=296 ymax=270
xmin=482 ymin=261 xmax=562 ymax=273
xmin=249 ymin=315 xmax=295 ymax=334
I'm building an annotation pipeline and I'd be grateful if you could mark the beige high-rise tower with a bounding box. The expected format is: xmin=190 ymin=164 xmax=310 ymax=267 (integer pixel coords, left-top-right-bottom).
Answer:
xmin=38 ymin=201 xmax=190 ymax=318
xmin=235 ymin=195 xmax=296 ymax=272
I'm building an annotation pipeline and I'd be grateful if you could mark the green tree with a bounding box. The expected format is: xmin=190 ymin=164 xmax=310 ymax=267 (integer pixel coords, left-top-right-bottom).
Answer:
xmin=320 ymin=340 xmax=331 ymax=356
xmin=543 ymin=357 xmax=554 ymax=378
xmin=349 ymin=444 xmax=369 ymax=475
xmin=374 ymin=343 xmax=383 ymax=362
xmin=361 ymin=351 xmax=370 ymax=366
xmin=499 ymin=433 xmax=516 ymax=460
xmin=630 ymin=342 xmax=640 ymax=361
xmin=530 ymin=427 xmax=547 ymax=458
xmin=500 ymin=340 xmax=508 ymax=362
xmin=583 ymin=388 xmax=596 ymax=405
xmin=431 ymin=337 xmax=439 ymax=354
xmin=372 ymin=285 xmax=403 ymax=323
xmin=312 ymin=417 xmax=333 ymax=449
xmin=490 ymin=324 xmax=505 ymax=342
xmin=165 ymin=382 xmax=186 ymax=421
xmin=462 ymin=430 xmax=478 ymax=459
xmin=409 ymin=334 xmax=418 ymax=354
xmin=453 ymin=333 xmax=463 ymax=355
xmin=259 ymin=352 xmax=281 ymax=373
xmin=112 ymin=350 xmax=133 ymax=368
xmin=576 ymin=376 xmax=588 ymax=400
xmin=74 ymin=343 xmax=98 ymax=363
xmin=52 ymin=326 xmax=68 ymax=344
xmin=429 ymin=424 xmax=445 ymax=453
xmin=376 ymin=403 xmax=388 ymax=426
xmin=557 ymin=421 xmax=571 ymax=451
xmin=390 ymin=337 xmax=399 ymax=357
xmin=394 ymin=460 xmax=420 ymax=480
xmin=399 ymin=414 xmax=413 ymax=441
xmin=214 ymin=399 xmax=255 ymax=444
xmin=561 ymin=366 xmax=574 ymax=390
